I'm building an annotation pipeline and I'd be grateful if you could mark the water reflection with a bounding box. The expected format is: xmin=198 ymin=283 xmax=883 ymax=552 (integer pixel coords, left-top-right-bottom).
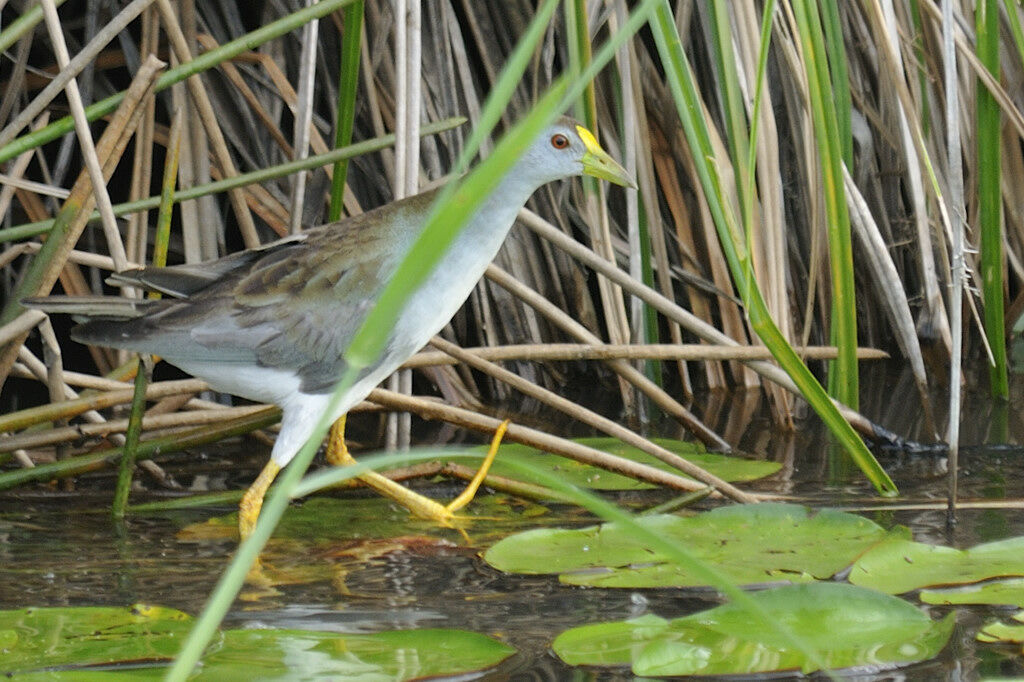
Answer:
xmin=2 ymin=360 xmax=1024 ymax=679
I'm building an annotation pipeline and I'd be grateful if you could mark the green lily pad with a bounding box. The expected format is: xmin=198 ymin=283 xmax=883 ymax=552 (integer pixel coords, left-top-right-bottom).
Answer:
xmin=921 ymin=579 xmax=1024 ymax=608
xmin=0 ymin=604 xmax=193 ymax=673
xmin=850 ymin=534 xmax=1024 ymax=594
xmin=201 ymin=627 xmax=515 ymax=681
xmin=978 ymin=612 xmax=1024 ymax=645
xmin=553 ymin=583 xmax=955 ymax=676
xmin=484 ymin=503 xmax=892 ymax=588
xmin=180 ymin=494 xmax=555 ymax=544
xmin=0 ymin=605 xmax=514 ymax=680
xmin=456 ymin=437 xmax=780 ymax=490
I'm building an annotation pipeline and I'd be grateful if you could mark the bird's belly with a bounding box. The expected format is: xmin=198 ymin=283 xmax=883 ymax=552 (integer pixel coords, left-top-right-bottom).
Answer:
xmin=392 ymin=249 xmax=495 ymax=352
xmin=164 ymin=358 xmax=303 ymax=405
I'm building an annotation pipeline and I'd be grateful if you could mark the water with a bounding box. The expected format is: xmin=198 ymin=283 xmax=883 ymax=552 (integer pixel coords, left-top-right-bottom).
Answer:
xmin=3 ymin=361 xmax=1024 ymax=680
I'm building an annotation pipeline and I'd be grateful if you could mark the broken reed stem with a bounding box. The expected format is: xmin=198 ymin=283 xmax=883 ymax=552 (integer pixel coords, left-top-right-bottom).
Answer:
xmin=0 ymin=378 xmax=207 ymax=433
xmin=0 ymin=407 xmax=281 ymax=491
xmin=0 ymin=310 xmax=46 ymax=346
xmin=439 ymin=462 xmax=574 ymax=503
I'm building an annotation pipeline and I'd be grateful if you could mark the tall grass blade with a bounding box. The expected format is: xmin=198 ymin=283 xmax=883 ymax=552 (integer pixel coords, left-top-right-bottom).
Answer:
xmin=328 ymin=0 xmax=364 ymax=221
xmin=112 ymin=111 xmax=182 ymax=519
xmin=790 ymin=0 xmax=858 ymax=408
xmin=649 ymin=1 xmax=895 ymax=495
xmin=977 ymin=0 xmax=1009 ymax=398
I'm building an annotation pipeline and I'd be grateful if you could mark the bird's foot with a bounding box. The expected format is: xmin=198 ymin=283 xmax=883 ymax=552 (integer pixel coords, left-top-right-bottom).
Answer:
xmin=440 ymin=419 xmax=508 ymax=517
xmin=326 ymin=418 xmax=509 ymax=526
xmin=238 ymin=460 xmax=281 ymax=541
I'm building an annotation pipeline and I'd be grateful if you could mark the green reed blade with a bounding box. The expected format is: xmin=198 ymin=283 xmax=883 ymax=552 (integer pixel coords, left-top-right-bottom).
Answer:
xmin=328 ymin=0 xmax=364 ymax=222
xmin=649 ymin=0 xmax=894 ymax=495
xmin=977 ymin=0 xmax=1009 ymax=398
xmin=791 ymin=0 xmax=858 ymax=407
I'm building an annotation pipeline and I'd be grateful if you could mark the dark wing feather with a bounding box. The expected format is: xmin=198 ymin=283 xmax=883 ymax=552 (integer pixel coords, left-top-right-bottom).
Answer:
xmin=106 ymin=235 xmax=305 ymax=298
xmin=105 ymin=194 xmax=430 ymax=391
xmin=31 ymin=191 xmax=433 ymax=394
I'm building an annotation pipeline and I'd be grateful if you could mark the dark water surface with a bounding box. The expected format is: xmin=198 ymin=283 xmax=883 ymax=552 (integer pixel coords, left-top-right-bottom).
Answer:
xmin=3 ymin=361 xmax=1024 ymax=680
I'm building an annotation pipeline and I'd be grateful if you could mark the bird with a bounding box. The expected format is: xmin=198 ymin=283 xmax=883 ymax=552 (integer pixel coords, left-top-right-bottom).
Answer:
xmin=25 ymin=116 xmax=634 ymax=539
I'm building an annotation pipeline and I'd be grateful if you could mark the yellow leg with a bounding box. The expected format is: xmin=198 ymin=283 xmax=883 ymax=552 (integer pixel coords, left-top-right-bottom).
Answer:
xmin=446 ymin=419 xmax=508 ymax=512
xmin=325 ymin=414 xmax=507 ymax=523
xmin=239 ymin=459 xmax=281 ymax=540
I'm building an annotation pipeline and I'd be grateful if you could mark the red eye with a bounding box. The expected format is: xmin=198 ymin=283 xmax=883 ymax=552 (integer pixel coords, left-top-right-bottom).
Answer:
xmin=551 ymin=134 xmax=570 ymax=149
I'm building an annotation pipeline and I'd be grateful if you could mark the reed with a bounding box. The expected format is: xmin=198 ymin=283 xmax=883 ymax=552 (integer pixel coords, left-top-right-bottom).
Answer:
xmin=3 ymin=3 xmax=1024 ymax=670
xmin=7 ymin=3 xmax=1024 ymax=675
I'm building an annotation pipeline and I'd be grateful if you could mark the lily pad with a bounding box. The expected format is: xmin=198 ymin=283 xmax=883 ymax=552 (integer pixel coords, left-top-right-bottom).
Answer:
xmin=553 ymin=583 xmax=955 ymax=676
xmin=179 ymin=494 xmax=554 ymax=544
xmin=978 ymin=612 xmax=1024 ymax=645
xmin=484 ymin=503 xmax=892 ymax=588
xmin=0 ymin=605 xmax=514 ymax=680
xmin=921 ymin=579 xmax=1024 ymax=608
xmin=850 ymin=534 xmax=1024 ymax=594
xmin=0 ymin=604 xmax=192 ymax=674
xmin=455 ymin=437 xmax=780 ymax=491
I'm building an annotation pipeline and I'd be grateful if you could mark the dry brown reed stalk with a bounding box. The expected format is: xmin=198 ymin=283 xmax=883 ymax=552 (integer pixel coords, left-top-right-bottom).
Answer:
xmin=517 ymin=207 xmax=904 ymax=445
xmin=0 ymin=405 xmax=270 ymax=454
xmin=368 ymin=386 xmax=755 ymax=502
xmin=38 ymin=0 xmax=126 ymax=270
xmin=0 ymin=378 xmax=207 ymax=433
xmin=155 ymin=0 xmax=257 ymax=249
xmin=405 ymin=343 xmax=888 ymax=367
xmin=429 ymin=336 xmax=750 ymax=500
xmin=10 ymin=1 xmax=1024 ymax=507
xmin=0 ymin=54 xmax=164 ymax=387
xmin=125 ymin=7 xmax=160 ymax=269
xmin=485 ymin=262 xmax=729 ymax=450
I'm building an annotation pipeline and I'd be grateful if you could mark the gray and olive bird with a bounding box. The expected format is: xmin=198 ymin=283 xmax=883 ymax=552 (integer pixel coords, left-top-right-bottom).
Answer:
xmin=26 ymin=117 xmax=633 ymax=538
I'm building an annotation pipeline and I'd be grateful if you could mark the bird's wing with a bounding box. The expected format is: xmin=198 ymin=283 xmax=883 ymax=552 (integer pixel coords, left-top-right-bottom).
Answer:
xmin=107 ymin=235 xmax=306 ymax=298
xmin=88 ymin=195 xmax=429 ymax=393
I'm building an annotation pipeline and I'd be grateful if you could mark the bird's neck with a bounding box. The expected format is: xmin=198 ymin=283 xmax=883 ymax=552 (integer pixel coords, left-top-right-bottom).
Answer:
xmin=460 ymin=160 xmax=546 ymax=243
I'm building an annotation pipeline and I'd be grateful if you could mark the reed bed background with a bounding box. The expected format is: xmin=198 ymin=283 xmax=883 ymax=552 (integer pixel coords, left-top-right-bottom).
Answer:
xmin=0 ymin=0 xmax=1020 ymax=505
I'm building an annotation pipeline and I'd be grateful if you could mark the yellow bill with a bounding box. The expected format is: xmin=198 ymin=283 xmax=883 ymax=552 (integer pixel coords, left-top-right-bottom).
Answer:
xmin=576 ymin=124 xmax=636 ymax=188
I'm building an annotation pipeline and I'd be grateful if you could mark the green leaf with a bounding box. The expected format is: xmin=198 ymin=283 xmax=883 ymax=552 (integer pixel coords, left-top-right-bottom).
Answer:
xmin=484 ymin=503 xmax=891 ymax=588
xmin=921 ymin=578 xmax=1024 ymax=608
xmin=200 ymin=628 xmax=514 ymax=681
xmin=553 ymin=583 xmax=955 ymax=676
xmin=457 ymin=437 xmax=780 ymax=490
xmin=0 ymin=605 xmax=514 ymax=680
xmin=180 ymin=495 xmax=556 ymax=546
xmin=977 ymin=612 xmax=1024 ymax=644
xmin=850 ymin=534 xmax=1024 ymax=594
xmin=0 ymin=604 xmax=193 ymax=674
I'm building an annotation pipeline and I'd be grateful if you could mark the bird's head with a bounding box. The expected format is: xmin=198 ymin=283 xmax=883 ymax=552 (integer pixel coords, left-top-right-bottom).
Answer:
xmin=520 ymin=116 xmax=635 ymax=189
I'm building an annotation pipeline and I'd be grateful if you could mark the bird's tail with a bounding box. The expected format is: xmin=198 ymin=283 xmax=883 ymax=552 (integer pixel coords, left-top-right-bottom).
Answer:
xmin=22 ymin=295 xmax=174 ymax=350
